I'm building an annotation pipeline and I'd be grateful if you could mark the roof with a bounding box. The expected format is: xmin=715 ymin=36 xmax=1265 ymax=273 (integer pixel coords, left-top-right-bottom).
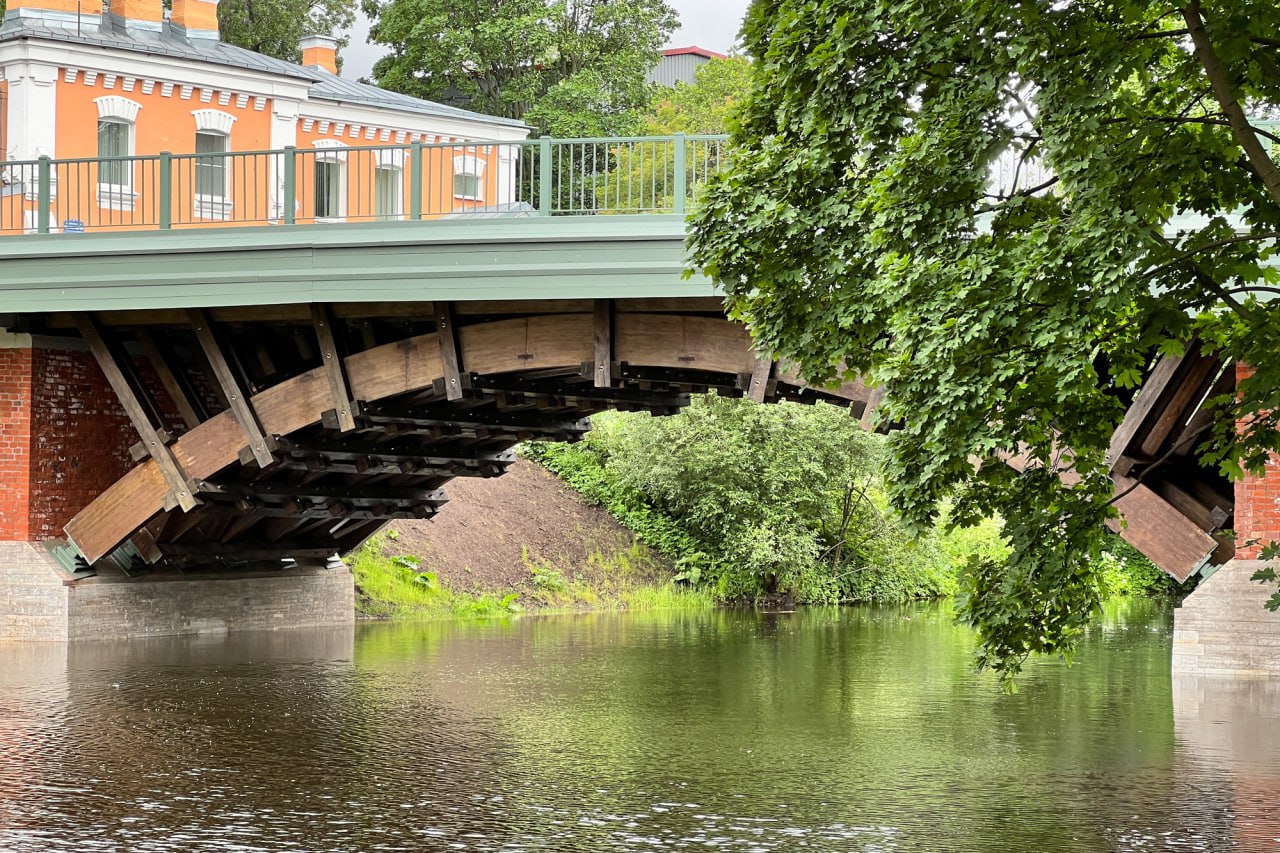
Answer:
xmin=661 ymin=46 xmax=727 ymax=59
xmin=0 ymin=15 xmax=529 ymax=131
xmin=306 ymin=68 xmax=527 ymax=130
xmin=0 ymin=16 xmax=320 ymax=80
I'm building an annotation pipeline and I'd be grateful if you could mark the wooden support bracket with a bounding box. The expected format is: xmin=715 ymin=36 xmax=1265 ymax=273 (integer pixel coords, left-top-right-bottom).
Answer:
xmin=594 ymin=299 xmax=613 ymax=388
xmin=435 ymin=301 xmax=465 ymax=401
xmin=188 ymin=308 xmax=277 ymax=468
xmin=134 ymin=329 xmax=204 ymax=430
xmin=310 ymin=303 xmax=357 ymax=432
xmin=75 ymin=313 xmax=200 ymax=513
xmin=747 ymin=355 xmax=775 ymax=403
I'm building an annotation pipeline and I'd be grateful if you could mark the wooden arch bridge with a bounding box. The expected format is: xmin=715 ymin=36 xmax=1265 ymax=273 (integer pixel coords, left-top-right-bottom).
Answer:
xmin=0 ymin=136 xmax=1236 ymax=583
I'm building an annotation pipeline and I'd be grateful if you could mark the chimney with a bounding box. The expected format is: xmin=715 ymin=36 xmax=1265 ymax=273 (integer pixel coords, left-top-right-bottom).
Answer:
xmin=5 ymin=0 xmax=101 ymax=30
xmin=112 ymin=0 xmax=163 ymax=35
xmin=300 ymin=35 xmax=338 ymax=75
xmin=170 ymin=0 xmax=221 ymax=41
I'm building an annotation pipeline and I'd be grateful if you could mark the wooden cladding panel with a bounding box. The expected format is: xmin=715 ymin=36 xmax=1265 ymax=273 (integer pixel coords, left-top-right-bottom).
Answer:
xmin=1111 ymin=474 xmax=1219 ymax=582
xmin=615 ymin=314 xmax=756 ymax=375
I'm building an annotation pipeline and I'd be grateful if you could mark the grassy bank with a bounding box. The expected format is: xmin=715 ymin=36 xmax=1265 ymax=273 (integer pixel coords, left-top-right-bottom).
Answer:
xmin=350 ymin=531 xmax=714 ymax=620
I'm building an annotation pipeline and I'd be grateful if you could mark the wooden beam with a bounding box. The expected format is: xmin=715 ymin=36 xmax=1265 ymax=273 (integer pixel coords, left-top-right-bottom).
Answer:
xmin=747 ymin=355 xmax=774 ymax=403
xmin=187 ymin=308 xmax=276 ymax=468
xmin=594 ymin=300 xmax=613 ymax=388
xmin=310 ymin=304 xmax=357 ymax=432
xmin=1106 ymin=349 xmax=1187 ymax=468
xmin=75 ymin=314 xmax=200 ymax=514
xmin=134 ymin=329 xmax=203 ymax=430
xmin=1139 ymin=352 xmax=1218 ymax=457
xmin=435 ymin=301 xmax=464 ymax=401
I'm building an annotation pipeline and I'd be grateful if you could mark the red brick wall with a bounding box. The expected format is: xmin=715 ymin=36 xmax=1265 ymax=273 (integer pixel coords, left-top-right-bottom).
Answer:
xmin=27 ymin=348 xmax=137 ymax=540
xmin=1234 ymin=362 xmax=1278 ymax=559
xmin=0 ymin=348 xmax=34 ymax=539
xmin=0 ymin=343 xmax=140 ymax=542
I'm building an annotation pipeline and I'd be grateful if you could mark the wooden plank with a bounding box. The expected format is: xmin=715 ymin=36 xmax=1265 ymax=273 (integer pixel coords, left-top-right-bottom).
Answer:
xmin=187 ymin=308 xmax=276 ymax=468
xmin=310 ymin=303 xmax=357 ymax=432
xmin=593 ymin=299 xmax=613 ymax=388
xmin=1111 ymin=474 xmax=1220 ymax=582
xmin=435 ymin=301 xmax=465 ymax=401
xmin=75 ymin=314 xmax=199 ymax=514
xmin=1106 ymin=350 xmax=1186 ymax=468
xmin=134 ymin=329 xmax=203 ymax=430
xmin=747 ymin=355 xmax=773 ymax=403
xmin=1139 ymin=351 xmax=1218 ymax=457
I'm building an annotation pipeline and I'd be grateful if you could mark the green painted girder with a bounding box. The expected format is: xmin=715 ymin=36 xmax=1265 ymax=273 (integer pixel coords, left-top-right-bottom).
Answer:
xmin=0 ymin=215 xmax=718 ymax=313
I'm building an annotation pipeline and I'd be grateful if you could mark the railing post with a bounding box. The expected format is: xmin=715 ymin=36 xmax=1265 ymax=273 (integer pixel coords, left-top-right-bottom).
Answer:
xmin=410 ymin=141 xmax=423 ymax=220
xmin=672 ymin=133 xmax=687 ymax=216
xmin=282 ymin=146 xmax=296 ymax=226
xmin=36 ymin=156 xmax=50 ymax=234
xmin=539 ymin=137 xmax=553 ymax=216
xmin=158 ymin=151 xmax=172 ymax=230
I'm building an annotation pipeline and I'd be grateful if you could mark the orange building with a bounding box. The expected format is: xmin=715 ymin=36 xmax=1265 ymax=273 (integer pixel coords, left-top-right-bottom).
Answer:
xmin=0 ymin=0 xmax=530 ymax=232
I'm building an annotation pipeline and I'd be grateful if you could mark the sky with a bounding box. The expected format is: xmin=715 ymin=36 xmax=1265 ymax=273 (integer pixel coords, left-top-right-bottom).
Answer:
xmin=340 ymin=0 xmax=754 ymax=80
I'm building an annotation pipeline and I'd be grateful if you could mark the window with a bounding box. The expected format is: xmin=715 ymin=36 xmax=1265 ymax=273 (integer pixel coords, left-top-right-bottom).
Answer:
xmin=375 ymin=166 xmax=401 ymax=219
xmin=315 ymin=160 xmax=342 ymax=219
xmin=195 ymin=132 xmax=227 ymax=197
xmin=453 ymin=173 xmax=482 ymax=200
xmin=98 ymin=120 xmax=130 ymax=187
xmin=452 ymin=154 xmax=486 ymax=202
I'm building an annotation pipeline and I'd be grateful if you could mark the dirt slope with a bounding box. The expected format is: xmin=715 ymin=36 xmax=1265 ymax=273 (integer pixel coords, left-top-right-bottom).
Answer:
xmin=382 ymin=459 xmax=668 ymax=595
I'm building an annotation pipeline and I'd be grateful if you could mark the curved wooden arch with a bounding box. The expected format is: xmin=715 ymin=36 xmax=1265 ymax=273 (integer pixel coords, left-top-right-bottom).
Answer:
xmin=65 ymin=312 xmax=862 ymax=565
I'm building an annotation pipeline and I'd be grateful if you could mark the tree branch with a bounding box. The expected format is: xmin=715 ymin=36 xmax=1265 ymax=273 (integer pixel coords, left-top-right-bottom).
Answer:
xmin=1183 ymin=1 xmax=1280 ymax=206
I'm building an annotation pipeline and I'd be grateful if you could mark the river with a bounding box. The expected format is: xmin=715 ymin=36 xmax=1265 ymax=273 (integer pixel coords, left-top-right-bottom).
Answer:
xmin=1 ymin=600 xmax=1277 ymax=851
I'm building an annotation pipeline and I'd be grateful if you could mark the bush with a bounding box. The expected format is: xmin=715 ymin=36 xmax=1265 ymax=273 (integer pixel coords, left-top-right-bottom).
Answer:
xmin=525 ymin=393 xmax=956 ymax=604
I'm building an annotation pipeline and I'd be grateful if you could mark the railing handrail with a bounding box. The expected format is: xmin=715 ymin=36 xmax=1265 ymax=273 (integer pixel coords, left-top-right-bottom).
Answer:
xmin=0 ymin=135 xmax=731 ymax=171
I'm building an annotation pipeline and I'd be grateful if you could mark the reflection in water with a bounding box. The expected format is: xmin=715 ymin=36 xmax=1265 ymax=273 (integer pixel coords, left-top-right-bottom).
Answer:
xmin=0 ymin=602 xmax=1276 ymax=851
xmin=1173 ymin=675 xmax=1280 ymax=851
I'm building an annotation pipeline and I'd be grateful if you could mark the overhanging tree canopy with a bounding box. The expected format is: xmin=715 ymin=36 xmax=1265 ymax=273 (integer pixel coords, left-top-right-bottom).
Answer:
xmin=689 ymin=0 xmax=1280 ymax=682
xmin=362 ymin=0 xmax=678 ymax=136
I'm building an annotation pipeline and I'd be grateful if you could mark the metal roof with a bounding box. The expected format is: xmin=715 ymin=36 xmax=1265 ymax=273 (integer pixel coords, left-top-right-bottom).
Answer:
xmin=0 ymin=16 xmax=529 ymax=130
xmin=306 ymin=69 xmax=528 ymax=130
xmin=0 ymin=16 xmax=321 ymax=80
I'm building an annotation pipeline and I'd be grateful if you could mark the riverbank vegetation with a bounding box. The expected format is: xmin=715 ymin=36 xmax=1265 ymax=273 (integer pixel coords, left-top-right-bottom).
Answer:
xmin=350 ymin=394 xmax=1182 ymax=619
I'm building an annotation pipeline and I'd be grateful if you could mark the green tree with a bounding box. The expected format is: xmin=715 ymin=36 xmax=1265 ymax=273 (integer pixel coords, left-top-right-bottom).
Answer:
xmin=688 ymin=0 xmax=1280 ymax=683
xmin=217 ymin=0 xmax=354 ymax=64
xmin=528 ymin=395 xmax=957 ymax=603
xmin=645 ymin=55 xmax=754 ymax=135
xmin=598 ymin=57 xmax=752 ymax=212
xmin=362 ymin=0 xmax=678 ymax=136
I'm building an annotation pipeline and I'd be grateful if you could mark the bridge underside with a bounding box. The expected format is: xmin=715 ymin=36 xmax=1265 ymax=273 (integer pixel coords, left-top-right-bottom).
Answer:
xmin=34 ymin=299 xmax=870 ymax=574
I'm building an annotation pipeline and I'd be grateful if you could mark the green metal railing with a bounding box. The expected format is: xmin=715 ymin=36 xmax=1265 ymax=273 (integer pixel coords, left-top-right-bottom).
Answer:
xmin=0 ymin=135 xmax=730 ymax=236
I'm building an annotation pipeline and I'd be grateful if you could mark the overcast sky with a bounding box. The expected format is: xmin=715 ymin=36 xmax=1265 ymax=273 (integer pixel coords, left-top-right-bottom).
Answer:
xmin=340 ymin=0 xmax=754 ymax=80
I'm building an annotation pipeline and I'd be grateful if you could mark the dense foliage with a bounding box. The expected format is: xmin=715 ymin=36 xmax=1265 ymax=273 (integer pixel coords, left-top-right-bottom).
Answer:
xmin=216 ymin=0 xmax=354 ymax=64
xmin=688 ymin=0 xmax=1280 ymax=681
xmin=362 ymin=0 xmax=677 ymax=136
xmin=528 ymin=395 xmax=959 ymax=604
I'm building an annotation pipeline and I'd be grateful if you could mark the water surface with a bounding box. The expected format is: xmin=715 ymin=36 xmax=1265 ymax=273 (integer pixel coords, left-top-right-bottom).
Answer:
xmin=1 ymin=601 xmax=1278 ymax=851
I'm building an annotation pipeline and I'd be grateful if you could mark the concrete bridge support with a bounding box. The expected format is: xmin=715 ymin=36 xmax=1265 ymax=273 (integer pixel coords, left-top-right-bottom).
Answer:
xmin=1174 ymin=451 xmax=1280 ymax=677
xmin=0 ymin=332 xmax=354 ymax=642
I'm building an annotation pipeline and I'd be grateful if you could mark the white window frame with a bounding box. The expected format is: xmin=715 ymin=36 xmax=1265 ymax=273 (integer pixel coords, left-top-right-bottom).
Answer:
xmin=373 ymin=151 xmax=401 ymax=219
xmin=94 ymin=96 xmax=142 ymax=211
xmin=452 ymin=154 xmax=486 ymax=202
xmin=312 ymin=139 xmax=348 ymax=222
xmin=192 ymin=110 xmax=237 ymax=221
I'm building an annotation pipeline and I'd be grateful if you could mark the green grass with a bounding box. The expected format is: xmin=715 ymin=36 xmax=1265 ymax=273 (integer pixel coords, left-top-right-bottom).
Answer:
xmin=348 ymin=534 xmax=715 ymax=621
